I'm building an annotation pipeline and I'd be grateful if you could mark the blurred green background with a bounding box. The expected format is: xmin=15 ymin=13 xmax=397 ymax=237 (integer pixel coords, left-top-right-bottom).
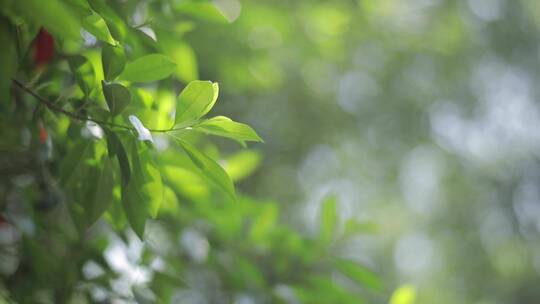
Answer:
xmin=188 ymin=0 xmax=540 ymax=302
xmin=2 ymin=0 xmax=540 ymax=303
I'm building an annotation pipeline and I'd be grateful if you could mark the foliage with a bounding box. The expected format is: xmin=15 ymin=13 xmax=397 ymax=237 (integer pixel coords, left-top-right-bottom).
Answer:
xmin=4 ymin=0 xmax=540 ymax=303
xmin=0 ymin=0 xmax=380 ymax=303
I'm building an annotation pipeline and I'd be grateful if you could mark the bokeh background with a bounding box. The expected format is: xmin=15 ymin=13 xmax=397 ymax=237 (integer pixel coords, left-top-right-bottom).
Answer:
xmin=2 ymin=0 xmax=540 ymax=303
xmin=189 ymin=0 xmax=540 ymax=302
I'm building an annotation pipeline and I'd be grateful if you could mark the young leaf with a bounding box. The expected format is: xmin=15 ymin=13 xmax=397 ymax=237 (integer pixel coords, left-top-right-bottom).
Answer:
xmin=319 ymin=195 xmax=338 ymax=245
xmin=129 ymin=115 xmax=154 ymax=143
xmin=102 ymin=81 xmax=131 ymax=116
xmin=101 ymin=44 xmax=126 ymax=81
xmin=120 ymin=54 xmax=176 ymax=82
xmin=175 ymin=138 xmax=236 ymax=201
xmin=68 ymin=55 xmax=95 ymax=96
xmin=87 ymin=0 xmax=128 ymax=41
xmin=201 ymin=82 xmax=219 ymax=116
xmin=334 ymin=259 xmax=382 ymax=290
xmin=174 ymin=81 xmax=216 ymax=125
xmin=82 ymin=13 xmax=117 ymax=46
xmin=193 ymin=116 xmax=263 ymax=147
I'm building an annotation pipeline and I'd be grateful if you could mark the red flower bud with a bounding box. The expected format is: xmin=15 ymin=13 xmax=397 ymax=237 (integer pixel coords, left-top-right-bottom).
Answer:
xmin=33 ymin=28 xmax=55 ymax=66
xmin=39 ymin=123 xmax=48 ymax=144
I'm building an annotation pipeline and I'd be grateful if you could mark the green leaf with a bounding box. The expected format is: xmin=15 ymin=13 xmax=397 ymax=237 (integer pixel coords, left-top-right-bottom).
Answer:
xmin=120 ymin=54 xmax=176 ymax=82
xmin=389 ymin=285 xmax=416 ymax=304
xmin=171 ymin=41 xmax=198 ymax=83
xmin=175 ymin=2 xmax=229 ymax=23
xmin=122 ymin=172 xmax=147 ymax=238
xmin=343 ymin=218 xmax=377 ymax=238
xmin=250 ymin=203 xmax=278 ymax=242
xmin=12 ymin=0 xmax=81 ymax=40
xmin=105 ymin=131 xmax=130 ymax=186
xmin=334 ymin=259 xmax=382 ymax=290
xmin=101 ymin=44 xmax=126 ymax=81
xmin=82 ymin=13 xmax=117 ymax=45
xmin=102 ymin=81 xmax=130 ymax=116
xmin=0 ymin=17 xmax=18 ymax=109
xmin=60 ymin=141 xmax=91 ymax=185
xmin=175 ymin=138 xmax=235 ymax=201
xmin=296 ymin=275 xmax=366 ymax=304
xmin=174 ymin=81 xmax=216 ymax=126
xmin=106 ymin=187 xmax=127 ymax=231
xmin=77 ymin=165 xmax=100 ymax=231
xmin=194 ymin=116 xmax=263 ymax=147
xmin=68 ymin=55 xmax=95 ymax=96
xmin=86 ymin=157 xmax=114 ymax=225
xmin=223 ymin=150 xmax=262 ymax=182
xmin=163 ymin=165 xmax=209 ymax=200
xmin=120 ymin=141 xmax=163 ymax=237
xmin=319 ymin=195 xmax=338 ymax=245
xmin=136 ymin=147 xmax=163 ymax=218
xmin=121 ymin=141 xmax=147 ymax=238
xmin=160 ymin=186 xmax=179 ymax=215
xmin=87 ymin=0 xmax=128 ymax=41
xmin=201 ymin=82 xmax=220 ymax=116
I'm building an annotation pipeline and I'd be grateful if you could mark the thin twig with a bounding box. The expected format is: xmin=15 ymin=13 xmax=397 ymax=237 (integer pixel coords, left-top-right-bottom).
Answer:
xmin=133 ymin=18 xmax=154 ymax=29
xmin=12 ymin=78 xmax=131 ymax=130
xmin=12 ymin=79 xmax=188 ymax=133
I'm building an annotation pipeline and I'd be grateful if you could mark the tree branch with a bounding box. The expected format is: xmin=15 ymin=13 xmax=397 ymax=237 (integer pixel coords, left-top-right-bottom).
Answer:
xmin=12 ymin=79 xmax=187 ymax=133
xmin=13 ymin=78 xmax=132 ymax=130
